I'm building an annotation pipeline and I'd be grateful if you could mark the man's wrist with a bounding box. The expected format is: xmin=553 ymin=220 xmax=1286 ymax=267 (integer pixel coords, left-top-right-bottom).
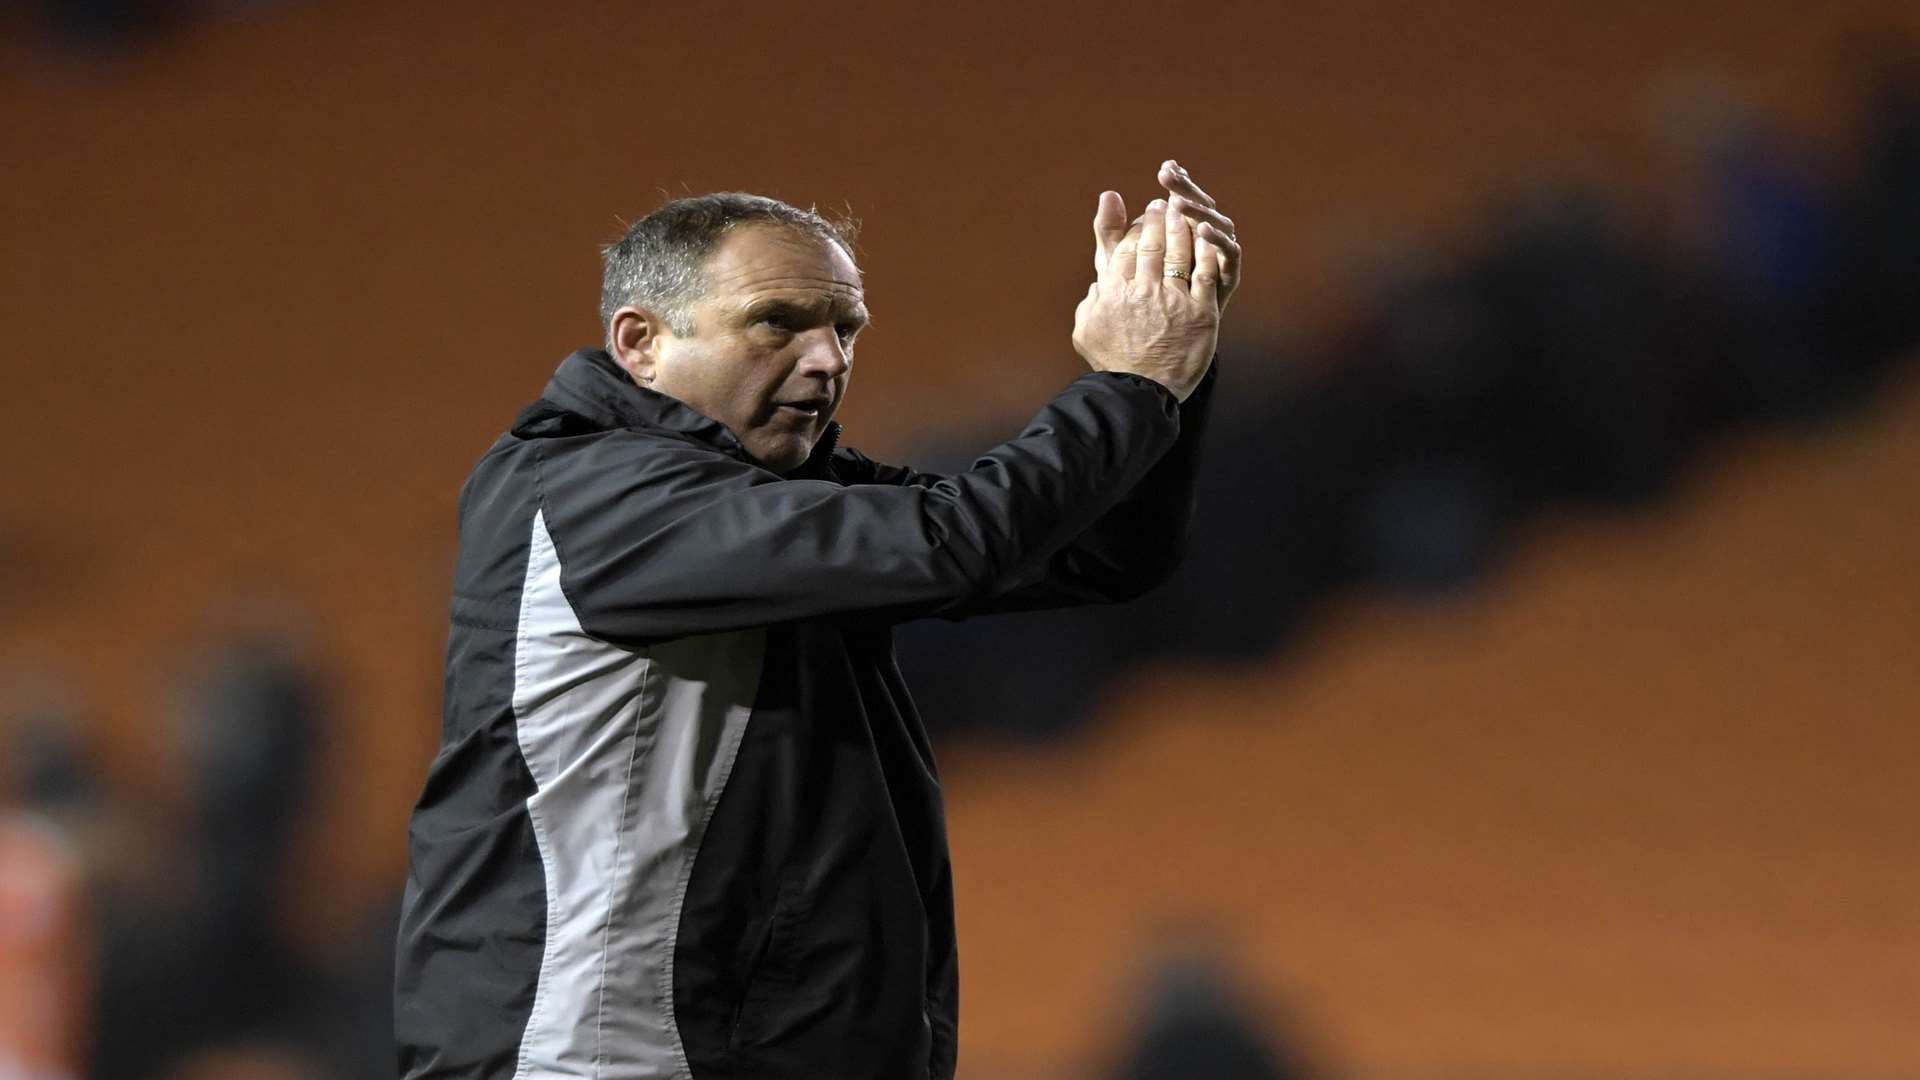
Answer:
xmin=1082 ymin=369 xmax=1187 ymax=407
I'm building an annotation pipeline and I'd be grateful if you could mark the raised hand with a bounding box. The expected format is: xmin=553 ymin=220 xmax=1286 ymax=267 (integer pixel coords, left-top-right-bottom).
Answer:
xmin=1072 ymin=196 xmax=1220 ymax=402
xmin=1157 ymin=160 xmax=1240 ymax=314
xmin=1093 ymin=160 xmax=1242 ymax=316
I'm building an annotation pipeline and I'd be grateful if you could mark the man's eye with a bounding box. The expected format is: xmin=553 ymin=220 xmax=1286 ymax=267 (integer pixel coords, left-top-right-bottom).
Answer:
xmin=836 ymin=323 xmax=860 ymax=342
xmin=760 ymin=314 xmax=794 ymax=331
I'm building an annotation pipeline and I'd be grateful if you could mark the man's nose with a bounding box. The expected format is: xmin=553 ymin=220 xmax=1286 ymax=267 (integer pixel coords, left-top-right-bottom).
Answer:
xmin=795 ymin=328 xmax=852 ymax=378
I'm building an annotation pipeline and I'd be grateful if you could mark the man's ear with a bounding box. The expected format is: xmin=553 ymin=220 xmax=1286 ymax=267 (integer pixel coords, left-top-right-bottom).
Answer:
xmin=608 ymin=306 xmax=669 ymax=386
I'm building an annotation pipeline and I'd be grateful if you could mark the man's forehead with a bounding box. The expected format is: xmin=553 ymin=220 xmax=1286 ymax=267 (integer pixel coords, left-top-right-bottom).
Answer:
xmin=702 ymin=225 xmax=863 ymax=303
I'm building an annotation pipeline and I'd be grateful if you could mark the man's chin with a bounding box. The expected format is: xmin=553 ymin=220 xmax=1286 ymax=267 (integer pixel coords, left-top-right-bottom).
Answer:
xmin=754 ymin=437 xmax=816 ymax=475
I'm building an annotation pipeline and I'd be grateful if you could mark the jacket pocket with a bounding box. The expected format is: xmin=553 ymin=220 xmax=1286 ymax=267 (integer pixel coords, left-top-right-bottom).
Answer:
xmin=727 ymin=874 xmax=797 ymax=1051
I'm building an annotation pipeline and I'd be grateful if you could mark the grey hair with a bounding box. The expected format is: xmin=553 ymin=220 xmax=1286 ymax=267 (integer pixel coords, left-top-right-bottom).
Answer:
xmin=599 ymin=192 xmax=860 ymax=343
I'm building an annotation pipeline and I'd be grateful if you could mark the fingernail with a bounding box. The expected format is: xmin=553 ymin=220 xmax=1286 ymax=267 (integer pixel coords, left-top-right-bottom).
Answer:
xmin=1148 ymin=198 xmax=1166 ymax=210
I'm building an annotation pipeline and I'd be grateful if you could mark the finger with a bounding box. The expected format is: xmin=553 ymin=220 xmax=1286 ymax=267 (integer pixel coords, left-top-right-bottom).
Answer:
xmin=1165 ymin=172 xmax=1218 ymax=211
xmin=1201 ymin=223 xmax=1242 ymax=289
xmin=1191 ymin=230 xmax=1222 ymax=307
xmin=1134 ymin=198 xmax=1166 ymax=282
xmin=1164 ymin=194 xmax=1195 ymax=283
xmin=1157 ymin=159 xmax=1217 ymax=209
xmin=1093 ymin=190 xmax=1127 ymax=276
xmin=1173 ymin=198 xmax=1235 ymax=239
xmin=1109 ymin=220 xmax=1139 ymax=282
xmin=1106 ymin=219 xmax=1145 ymax=278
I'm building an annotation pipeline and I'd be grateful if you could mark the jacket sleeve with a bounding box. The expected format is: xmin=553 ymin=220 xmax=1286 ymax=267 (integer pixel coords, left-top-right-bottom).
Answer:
xmin=841 ymin=361 xmax=1216 ymax=614
xmin=535 ymin=371 xmax=1183 ymax=646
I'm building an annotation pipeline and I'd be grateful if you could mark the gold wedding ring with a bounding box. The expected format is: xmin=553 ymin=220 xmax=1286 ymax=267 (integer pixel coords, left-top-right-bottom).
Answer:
xmin=1164 ymin=268 xmax=1191 ymax=281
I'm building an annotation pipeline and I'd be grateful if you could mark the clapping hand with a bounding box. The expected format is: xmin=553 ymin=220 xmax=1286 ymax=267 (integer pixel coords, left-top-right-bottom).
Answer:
xmin=1093 ymin=160 xmax=1242 ymax=316
xmin=1070 ymin=161 xmax=1234 ymax=402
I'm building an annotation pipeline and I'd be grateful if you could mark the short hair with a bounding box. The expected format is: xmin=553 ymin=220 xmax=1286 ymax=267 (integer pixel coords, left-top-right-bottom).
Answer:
xmin=599 ymin=193 xmax=861 ymax=340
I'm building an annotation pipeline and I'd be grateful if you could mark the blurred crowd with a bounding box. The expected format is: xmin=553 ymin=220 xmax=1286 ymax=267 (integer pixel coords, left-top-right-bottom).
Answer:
xmin=898 ymin=50 xmax=1920 ymax=743
xmin=2 ymin=616 xmax=394 ymax=1078
xmin=2 ymin=31 xmax=1916 ymax=1080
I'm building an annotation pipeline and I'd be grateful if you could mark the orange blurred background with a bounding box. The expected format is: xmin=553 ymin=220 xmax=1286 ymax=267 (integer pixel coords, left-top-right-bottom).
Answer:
xmin=3 ymin=2 xmax=1917 ymax=1076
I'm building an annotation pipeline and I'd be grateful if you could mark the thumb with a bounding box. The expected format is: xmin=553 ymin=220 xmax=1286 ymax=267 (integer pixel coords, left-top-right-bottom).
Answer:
xmin=1092 ymin=191 xmax=1127 ymax=275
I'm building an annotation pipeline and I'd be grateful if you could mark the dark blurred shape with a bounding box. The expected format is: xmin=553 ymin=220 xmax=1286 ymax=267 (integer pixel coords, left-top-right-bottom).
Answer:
xmin=39 ymin=0 xmax=184 ymax=48
xmin=158 ymin=1042 xmax=327 ymax=1080
xmin=0 ymin=681 xmax=96 ymax=1076
xmin=88 ymin=628 xmax=311 ymax=1075
xmin=1153 ymin=360 xmax=1360 ymax=653
xmin=26 ymin=0 xmax=312 ymax=57
xmin=86 ymin=617 xmax=372 ymax=1079
xmin=1700 ymin=119 xmax=1846 ymax=419
xmin=1357 ymin=457 xmax=1496 ymax=590
xmin=1325 ymin=248 xmax=1509 ymax=589
xmin=307 ymin=894 xmax=403 ymax=1080
xmin=898 ymin=603 xmax=1131 ymax=739
xmin=2 ymin=681 xmax=99 ymax=816
xmin=900 ymin=38 xmax=1920 ymax=741
xmin=1112 ymin=925 xmax=1319 ymax=1080
xmin=182 ymin=629 xmax=321 ymax=951
xmin=1474 ymin=187 xmax=1693 ymax=503
xmin=1837 ymin=34 xmax=1920 ymax=366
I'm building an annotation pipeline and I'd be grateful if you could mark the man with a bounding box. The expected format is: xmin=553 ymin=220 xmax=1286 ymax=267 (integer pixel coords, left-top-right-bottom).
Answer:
xmin=397 ymin=161 xmax=1242 ymax=1079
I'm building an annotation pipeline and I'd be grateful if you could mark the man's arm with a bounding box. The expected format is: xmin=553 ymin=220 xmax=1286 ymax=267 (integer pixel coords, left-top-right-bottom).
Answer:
xmin=537 ymin=369 xmax=1187 ymax=646
xmin=836 ymin=360 xmax=1216 ymax=612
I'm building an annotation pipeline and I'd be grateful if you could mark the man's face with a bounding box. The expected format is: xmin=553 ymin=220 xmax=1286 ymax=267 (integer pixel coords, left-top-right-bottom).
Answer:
xmin=638 ymin=225 xmax=867 ymax=473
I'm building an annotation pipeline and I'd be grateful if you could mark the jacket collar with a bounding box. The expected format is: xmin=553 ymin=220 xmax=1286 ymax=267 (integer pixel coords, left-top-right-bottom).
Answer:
xmin=539 ymin=348 xmax=843 ymax=479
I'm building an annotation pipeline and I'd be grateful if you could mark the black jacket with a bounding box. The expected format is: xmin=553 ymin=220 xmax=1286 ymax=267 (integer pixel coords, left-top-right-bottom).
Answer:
xmin=397 ymin=348 xmax=1213 ymax=1079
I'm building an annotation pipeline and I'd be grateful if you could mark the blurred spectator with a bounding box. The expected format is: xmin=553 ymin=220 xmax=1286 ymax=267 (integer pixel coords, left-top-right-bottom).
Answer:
xmin=180 ymin=628 xmax=321 ymax=971
xmin=1111 ymin=925 xmax=1321 ymax=1080
xmin=1152 ymin=358 xmax=1362 ymax=653
xmin=0 ymin=682 xmax=97 ymax=1080
xmin=2 ymin=685 xmax=100 ymax=822
xmin=1837 ymin=36 xmax=1920 ymax=365
xmin=88 ymin=620 xmax=335 ymax=1078
xmin=0 ymin=815 xmax=89 ymax=1079
xmin=1327 ymin=250 xmax=1509 ymax=587
xmin=1473 ymin=185 xmax=1692 ymax=502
